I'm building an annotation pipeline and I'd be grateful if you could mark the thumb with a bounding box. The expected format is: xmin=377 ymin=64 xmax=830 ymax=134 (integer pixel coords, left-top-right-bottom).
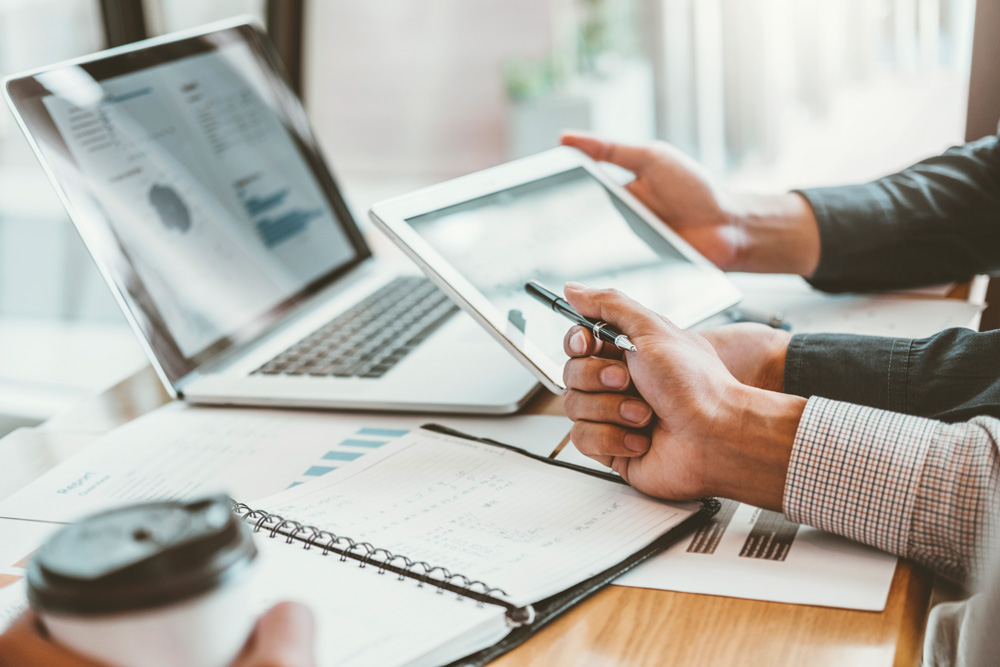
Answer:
xmin=235 ymin=602 xmax=315 ymax=667
xmin=562 ymin=282 xmax=675 ymax=344
xmin=560 ymin=131 xmax=649 ymax=173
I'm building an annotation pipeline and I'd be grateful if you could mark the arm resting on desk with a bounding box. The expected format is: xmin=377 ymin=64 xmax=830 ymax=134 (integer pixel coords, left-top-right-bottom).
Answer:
xmin=785 ymin=328 xmax=1000 ymax=423
xmin=784 ymin=397 xmax=1000 ymax=585
xmin=799 ymin=135 xmax=1000 ymax=292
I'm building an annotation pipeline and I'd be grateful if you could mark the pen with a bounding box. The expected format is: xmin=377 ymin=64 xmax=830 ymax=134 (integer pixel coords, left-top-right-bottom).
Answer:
xmin=725 ymin=307 xmax=792 ymax=331
xmin=525 ymin=280 xmax=637 ymax=353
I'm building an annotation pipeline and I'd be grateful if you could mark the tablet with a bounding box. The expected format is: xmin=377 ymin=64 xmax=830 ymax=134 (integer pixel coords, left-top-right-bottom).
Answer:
xmin=369 ymin=146 xmax=741 ymax=394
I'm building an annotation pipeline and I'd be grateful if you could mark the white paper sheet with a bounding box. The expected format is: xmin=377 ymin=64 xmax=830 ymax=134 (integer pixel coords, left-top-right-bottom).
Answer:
xmin=253 ymin=429 xmax=698 ymax=604
xmin=556 ymin=442 xmax=898 ymax=611
xmin=249 ymin=538 xmax=507 ymax=667
xmin=0 ymin=428 xmax=99 ymax=500
xmin=0 ymin=402 xmax=570 ymax=525
xmin=719 ymin=272 xmax=982 ymax=338
xmin=0 ymin=518 xmax=61 ymax=632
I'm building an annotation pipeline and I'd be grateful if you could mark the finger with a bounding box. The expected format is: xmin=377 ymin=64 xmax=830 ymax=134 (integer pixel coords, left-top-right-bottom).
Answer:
xmin=234 ymin=602 xmax=315 ymax=667
xmin=563 ymin=357 xmax=631 ymax=392
xmin=563 ymin=326 xmax=622 ymax=361
xmin=563 ymin=283 xmax=677 ymax=342
xmin=570 ymin=420 xmax=651 ymax=457
xmin=564 ymin=390 xmax=653 ymax=429
xmin=564 ymin=325 xmax=601 ymax=358
xmin=560 ymin=131 xmax=649 ymax=172
xmin=610 ymin=456 xmax=632 ymax=485
xmin=4 ymin=610 xmax=40 ymax=637
xmin=0 ymin=611 xmax=106 ymax=667
xmin=585 ymin=451 xmax=614 ymax=469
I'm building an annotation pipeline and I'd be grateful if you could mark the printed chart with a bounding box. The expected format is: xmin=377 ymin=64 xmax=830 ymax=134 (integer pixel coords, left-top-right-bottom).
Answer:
xmin=686 ymin=499 xmax=800 ymax=562
xmin=288 ymin=426 xmax=411 ymax=488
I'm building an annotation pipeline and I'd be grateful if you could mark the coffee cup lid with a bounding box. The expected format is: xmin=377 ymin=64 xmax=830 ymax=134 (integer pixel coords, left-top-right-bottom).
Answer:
xmin=28 ymin=495 xmax=257 ymax=616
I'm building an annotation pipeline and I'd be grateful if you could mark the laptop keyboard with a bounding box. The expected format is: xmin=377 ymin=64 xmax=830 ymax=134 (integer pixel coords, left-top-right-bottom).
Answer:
xmin=252 ymin=276 xmax=458 ymax=379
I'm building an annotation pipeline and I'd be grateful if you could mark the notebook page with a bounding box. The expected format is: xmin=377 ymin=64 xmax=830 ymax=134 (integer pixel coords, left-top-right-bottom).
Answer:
xmin=251 ymin=538 xmax=507 ymax=667
xmin=251 ymin=429 xmax=698 ymax=604
xmin=0 ymin=403 xmax=570 ymax=524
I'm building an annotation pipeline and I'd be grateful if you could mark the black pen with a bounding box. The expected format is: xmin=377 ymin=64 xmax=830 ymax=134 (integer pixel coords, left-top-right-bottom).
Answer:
xmin=525 ymin=280 xmax=637 ymax=353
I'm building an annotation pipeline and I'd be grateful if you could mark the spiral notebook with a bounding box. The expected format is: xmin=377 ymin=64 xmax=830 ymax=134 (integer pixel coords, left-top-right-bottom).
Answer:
xmin=235 ymin=424 xmax=717 ymax=666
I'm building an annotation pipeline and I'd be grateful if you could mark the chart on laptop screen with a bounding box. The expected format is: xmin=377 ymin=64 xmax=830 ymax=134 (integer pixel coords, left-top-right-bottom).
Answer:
xmin=41 ymin=41 xmax=354 ymax=358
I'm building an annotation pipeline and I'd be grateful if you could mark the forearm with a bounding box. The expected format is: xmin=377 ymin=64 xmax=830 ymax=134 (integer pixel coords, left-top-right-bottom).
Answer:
xmin=727 ymin=136 xmax=1000 ymax=288
xmin=704 ymin=385 xmax=805 ymax=512
xmin=699 ymin=381 xmax=1000 ymax=583
xmin=799 ymin=136 xmax=1000 ymax=291
xmin=727 ymin=192 xmax=821 ymax=276
xmin=785 ymin=328 xmax=1000 ymax=423
xmin=784 ymin=398 xmax=1000 ymax=583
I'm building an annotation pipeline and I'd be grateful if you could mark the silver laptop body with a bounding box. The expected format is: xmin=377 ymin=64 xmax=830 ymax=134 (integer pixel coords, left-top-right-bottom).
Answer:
xmin=3 ymin=19 xmax=538 ymax=414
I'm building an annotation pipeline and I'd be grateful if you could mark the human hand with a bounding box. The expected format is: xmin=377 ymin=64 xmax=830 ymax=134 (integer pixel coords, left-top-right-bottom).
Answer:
xmin=561 ymin=283 xmax=805 ymax=510
xmin=231 ymin=602 xmax=315 ymax=667
xmin=0 ymin=611 xmax=105 ymax=667
xmin=699 ymin=323 xmax=792 ymax=392
xmin=560 ymin=132 xmax=821 ymax=276
xmin=0 ymin=603 xmax=315 ymax=667
xmin=561 ymin=131 xmax=741 ymax=269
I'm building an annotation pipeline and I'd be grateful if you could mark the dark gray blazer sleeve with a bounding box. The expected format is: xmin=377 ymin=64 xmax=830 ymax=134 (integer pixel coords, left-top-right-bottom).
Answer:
xmin=796 ymin=135 xmax=1000 ymax=292
xmin=785 ymin=328 xmax=1000 ymax=423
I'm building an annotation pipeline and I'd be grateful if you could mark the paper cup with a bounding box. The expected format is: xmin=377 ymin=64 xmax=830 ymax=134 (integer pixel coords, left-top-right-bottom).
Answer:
xmin=28 ymin=496 xmax=258 ymax=667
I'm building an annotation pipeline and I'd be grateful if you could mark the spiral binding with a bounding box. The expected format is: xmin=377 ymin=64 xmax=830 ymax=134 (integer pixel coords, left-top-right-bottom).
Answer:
xmin=231 ymin=501 xmax=536 ymax=626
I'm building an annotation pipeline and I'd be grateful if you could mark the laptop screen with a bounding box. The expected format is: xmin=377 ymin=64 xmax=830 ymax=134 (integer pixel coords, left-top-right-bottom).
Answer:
xmin=4 ymin=23 xmax=368 ymax=384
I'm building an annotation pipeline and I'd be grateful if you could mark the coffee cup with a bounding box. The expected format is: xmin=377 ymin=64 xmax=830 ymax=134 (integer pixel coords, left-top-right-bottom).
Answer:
xmin=27 ymin=495 xmax=258 ymax=667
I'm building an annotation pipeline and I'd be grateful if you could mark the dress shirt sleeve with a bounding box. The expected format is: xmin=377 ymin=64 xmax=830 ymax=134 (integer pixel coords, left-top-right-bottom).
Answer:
xmin=795 ymin=135 xmax=1000 ymax=292
xmin=784 ymin=328 xmax=1000 ymax=423
xmin=783 ymin=397 xmax=1000 ymax=584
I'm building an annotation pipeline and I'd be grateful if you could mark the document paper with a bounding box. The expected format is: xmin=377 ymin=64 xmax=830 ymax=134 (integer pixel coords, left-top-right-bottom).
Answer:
xmin=0 ymin=402 xmax=570 ymax=525
xmin=252 ymin=428 xmax=699 ymax=605
xmin=723 ymin=272 xmax=982 ymax=338
xmin=557 ymin=443 xmax=897 ymax=610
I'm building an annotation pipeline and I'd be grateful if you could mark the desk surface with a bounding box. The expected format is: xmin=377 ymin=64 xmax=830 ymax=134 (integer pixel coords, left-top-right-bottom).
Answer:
xmin=8 ymin=365 xmax=932 ymax=667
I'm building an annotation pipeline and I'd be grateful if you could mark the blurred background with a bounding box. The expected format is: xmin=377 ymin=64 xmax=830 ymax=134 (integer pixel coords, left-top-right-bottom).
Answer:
xmin=0 ymin=0 xmax=982 ymax=431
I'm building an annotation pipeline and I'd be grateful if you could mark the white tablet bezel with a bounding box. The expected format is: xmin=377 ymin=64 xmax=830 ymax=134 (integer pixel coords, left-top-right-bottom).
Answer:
xmin=369 ymin=146 xmax=741 ymax=394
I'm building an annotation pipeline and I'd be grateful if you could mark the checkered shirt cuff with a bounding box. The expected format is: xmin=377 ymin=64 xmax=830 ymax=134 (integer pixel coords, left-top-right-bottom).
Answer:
xmin=784 ymin=396 xmax=932 ymax=558
xmin=784 ymin=397 xmax=1000 ymax=583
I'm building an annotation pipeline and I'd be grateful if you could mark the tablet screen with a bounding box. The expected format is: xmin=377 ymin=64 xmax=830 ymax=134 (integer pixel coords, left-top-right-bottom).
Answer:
xmin=406 ymin=167 xmax=709 ymax=363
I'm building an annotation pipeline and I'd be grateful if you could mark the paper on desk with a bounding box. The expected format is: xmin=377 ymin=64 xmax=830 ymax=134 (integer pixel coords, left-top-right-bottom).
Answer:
xmin=252 ymin=428 xmax=697 ymax=605
xmin=0 ymin=428 xmax=99 ymax=501
xmin=557 ymin=443 xmax=897 ymax=611
xmin=0 ymin=402 xmax=571 ymax=525
xmin=0 ymin=518 xmax=61 ymax=631
xmin=724 ymin=273 xmax=982 ymax=338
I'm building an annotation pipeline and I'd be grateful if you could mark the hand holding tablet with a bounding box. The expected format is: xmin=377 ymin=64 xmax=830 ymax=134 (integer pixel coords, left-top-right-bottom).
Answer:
xmin=369 ymin=146 xmax=740 ymax=393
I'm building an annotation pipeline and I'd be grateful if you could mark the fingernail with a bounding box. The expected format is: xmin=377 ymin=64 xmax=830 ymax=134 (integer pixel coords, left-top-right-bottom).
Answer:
xmin=620 ymin=400 xmax=651 ymax=424
xmin=600 ymin=365 xmax=627 ymax=388
xmin=569 ymin=329 xmax=587 ymax=355
xmin=565 ymin=281 xmax=588 ymax=290
xmin=624 ymin=433 xmax=649 ymax=453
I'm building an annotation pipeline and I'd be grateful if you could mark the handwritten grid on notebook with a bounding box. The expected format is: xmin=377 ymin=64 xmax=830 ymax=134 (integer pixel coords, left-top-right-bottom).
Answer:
xmin=255 ymin=430 xmax=690 ymax=603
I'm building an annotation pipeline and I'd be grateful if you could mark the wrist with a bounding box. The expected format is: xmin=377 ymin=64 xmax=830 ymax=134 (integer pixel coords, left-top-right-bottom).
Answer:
xmin=727 ymin=193 xmax=820 ymax=277
xmin=759 ymin=330 xmax=793 ymax=393
xmin=704 ymin=385 xmax=806 ymax=511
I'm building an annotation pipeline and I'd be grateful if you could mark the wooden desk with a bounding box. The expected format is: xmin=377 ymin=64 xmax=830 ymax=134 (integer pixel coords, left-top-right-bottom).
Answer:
xmin=7 ymin=365 xmax=931 ymax=667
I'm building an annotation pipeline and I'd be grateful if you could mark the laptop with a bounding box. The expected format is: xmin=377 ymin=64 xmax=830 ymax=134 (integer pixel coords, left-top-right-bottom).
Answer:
xmin=3 ymin=19 xmax=538 ymax=414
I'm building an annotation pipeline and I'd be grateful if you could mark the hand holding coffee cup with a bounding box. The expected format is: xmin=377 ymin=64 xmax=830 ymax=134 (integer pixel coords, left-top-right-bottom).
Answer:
xmin=1 ymin=495 xmax=315 ymax=667
xmin=0 ymin=602 xmax=314 ymax=667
